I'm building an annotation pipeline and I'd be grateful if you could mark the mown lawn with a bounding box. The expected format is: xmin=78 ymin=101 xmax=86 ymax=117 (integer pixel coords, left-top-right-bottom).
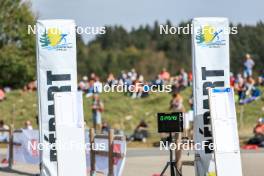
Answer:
xmin=0 ymin=87 xmax=263 ymax=143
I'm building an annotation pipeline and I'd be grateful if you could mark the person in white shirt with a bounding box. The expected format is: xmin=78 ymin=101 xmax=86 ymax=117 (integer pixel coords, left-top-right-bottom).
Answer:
xmin=243 ymin=54 xmax=255 ymax=78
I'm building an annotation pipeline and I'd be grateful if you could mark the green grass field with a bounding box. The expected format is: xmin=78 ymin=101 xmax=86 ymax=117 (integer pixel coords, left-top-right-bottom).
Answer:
xmin=0 ymin=87 xmax=263 ymax=144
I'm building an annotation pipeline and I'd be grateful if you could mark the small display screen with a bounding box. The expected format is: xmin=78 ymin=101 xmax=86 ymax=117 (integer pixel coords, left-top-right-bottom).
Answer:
xmin=157 ymin=112 xmax=183 ymax=133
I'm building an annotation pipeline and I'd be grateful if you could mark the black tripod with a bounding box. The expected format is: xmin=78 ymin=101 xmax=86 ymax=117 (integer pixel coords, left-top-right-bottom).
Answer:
xmin=160 ymin=132 xmax=182 ymax=176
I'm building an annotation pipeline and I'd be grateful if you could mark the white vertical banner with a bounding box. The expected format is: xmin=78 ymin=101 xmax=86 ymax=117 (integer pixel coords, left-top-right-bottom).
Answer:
xmin=36 ymin=19 xmax=77 ymax=176
xmin=192 ymin=17 xmax=230 ymax=176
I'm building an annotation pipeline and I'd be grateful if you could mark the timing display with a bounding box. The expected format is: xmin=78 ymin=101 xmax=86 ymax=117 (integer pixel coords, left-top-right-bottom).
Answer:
xmin=157 ymin=112 xmax=183 ymax=133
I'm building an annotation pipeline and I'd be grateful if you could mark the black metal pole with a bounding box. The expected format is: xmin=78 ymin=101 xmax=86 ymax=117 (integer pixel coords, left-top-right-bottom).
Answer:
xmin=169 ymin=132 xmax=175 ymax=176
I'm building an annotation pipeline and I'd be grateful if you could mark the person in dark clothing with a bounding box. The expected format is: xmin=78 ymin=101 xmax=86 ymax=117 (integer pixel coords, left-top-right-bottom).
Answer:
xmin=129 ymin=120 xmax=149 ymax=142
xmin=247 ymin=118 xmax=264 ymax=147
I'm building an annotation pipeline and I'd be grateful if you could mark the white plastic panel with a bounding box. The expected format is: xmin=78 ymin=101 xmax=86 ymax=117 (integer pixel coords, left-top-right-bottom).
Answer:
xmin=209 ymin=88 xmax=243 ymax=176
xmin=54 ymin=92 xmax=87 ymax=176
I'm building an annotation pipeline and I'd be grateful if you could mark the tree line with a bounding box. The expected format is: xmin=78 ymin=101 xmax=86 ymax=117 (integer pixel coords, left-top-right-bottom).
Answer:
xmin=80 ymin=21 xmax=264 ymax=80
xmin=1 ymin=1 xmax=264 ymax=87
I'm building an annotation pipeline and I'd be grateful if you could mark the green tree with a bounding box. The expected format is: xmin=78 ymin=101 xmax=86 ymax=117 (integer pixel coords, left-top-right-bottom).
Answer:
xmin=0 ymin=0 xmax=36 ymax=87
xmin=86 ymin=20 xmax=264 ymax=77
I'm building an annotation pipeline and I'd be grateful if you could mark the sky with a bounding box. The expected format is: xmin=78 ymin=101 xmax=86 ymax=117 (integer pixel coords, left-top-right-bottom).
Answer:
xmin=30 ymin=0 xmax=264 ymax=43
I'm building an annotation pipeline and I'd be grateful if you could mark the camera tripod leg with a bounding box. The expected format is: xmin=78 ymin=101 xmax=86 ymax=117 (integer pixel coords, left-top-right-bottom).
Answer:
xmin=170 ymin=162 xmax=176 ymax=176
xmin=160 ymin=162 xmax=170 ymax=176
xmin=160 ymin=161 xmax=180 ymax=176
xmin=160 ymin=132 xmax=183 ymax=176
xmin=174 ymin=164 xmax=182 ymax=176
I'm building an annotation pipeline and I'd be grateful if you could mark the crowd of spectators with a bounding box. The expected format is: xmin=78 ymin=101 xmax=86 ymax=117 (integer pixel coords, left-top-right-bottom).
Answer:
xmin=23 ymin=81 xmax=37 ymax=92
xmin=231 ymin=54 xmax=263 ymax=105
xmin=76 ymin=55 xmax=263 ymax=136
xmin=0 ymin=53 xmax=263 ymax=142
xmin=77 ymin=54 xmax=263 ymax=107
xmin=0 ymin=80 xmax=37 ymax=103
xmin=78 ymin=68 xmax=192 ymax=99
xmin=77 ymin=67 xmax=192 ymax=135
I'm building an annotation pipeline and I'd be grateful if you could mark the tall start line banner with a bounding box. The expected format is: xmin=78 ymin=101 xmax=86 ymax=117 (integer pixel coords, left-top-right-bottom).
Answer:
xmin=192 ymin=17 xmax=230 ymax=176
xmin=36 ymin=19 xmax=77 ymax=176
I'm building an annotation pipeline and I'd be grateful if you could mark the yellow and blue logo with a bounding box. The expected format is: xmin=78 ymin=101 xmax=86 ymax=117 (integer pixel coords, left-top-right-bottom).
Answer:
xmin=196 ymin=25 xmax=226 ymax=48
xmin=39 ymin=28 xmax=72 ymax=50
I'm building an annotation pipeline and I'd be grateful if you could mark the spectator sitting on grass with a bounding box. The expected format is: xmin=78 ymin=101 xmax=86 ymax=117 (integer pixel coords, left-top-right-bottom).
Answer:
xmin=254 ymin=118 xmax=264 ymax=136
xmin=247 ymin=118 xmax=264 ymax=147
xmin=94 ymin=76 xmax=103 ymax=93
xmin=129 ymin=120 xmax=149 ymax=142
xmin=180 ymin=68 xmax=188 ymax=88
xmin=107 ymin=73 xmax=117 ymax=87
xmin=234 ymin=74 xmax=246 ymax=101
xmin=171 ymin=79 xmax=181 ymax=95
xmin=153 ymin=75 xmax=163 ymax=88
xmin=245 ymin=76 xmax=256 ymax=96
xmin=230 ymin=72 xmax=236 ymax=87
xmin=258 ymin=70 xmax=264 ymax=86
xmin=239 ymin=77 xmax=261 ymax=105
xmin=23 ymin=81 xmax=37 ymax=92
xmin=131 ymin=79 xmax=144 ymax=99
xmin=86 ymin=79 xmax=95 ymax=97
xmin=0 ymin=120 xmax=9 ymax=142
xmin=0 ymin=87 xmax=6 ymax=101
xmin=78 ymin=76 xmax=89 ymax=92
xmin=159 ymin=68 xmax=170 ymax=82
xmin=188 ymin=72 xmax=193 ymax=86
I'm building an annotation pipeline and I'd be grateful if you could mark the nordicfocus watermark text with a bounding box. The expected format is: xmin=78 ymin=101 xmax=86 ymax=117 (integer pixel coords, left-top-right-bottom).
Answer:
xmin=28 ymin=25 xmax=106 ymax=35
xmin=29 ymin=140 xmax=223 ymax=152
xmin=92 ymin=83 xmax=172 ymax=93
xmin=160 ymin=24 xmax=238 ymax=35
xmin=160 ymin=140 xmax=228 ymax=151
xmin=28 ymin=141 xmax=106 ymax=152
